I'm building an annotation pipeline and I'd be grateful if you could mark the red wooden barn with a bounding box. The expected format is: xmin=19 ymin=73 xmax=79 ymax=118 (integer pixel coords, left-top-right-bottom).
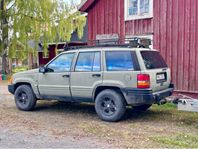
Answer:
xmin=38 ymin=42 xmax=87 ymax=66
xmin=38 ymin=21 xmax=88 ymax=66
xmin=79 ymin=0 xmax=198 ymax=97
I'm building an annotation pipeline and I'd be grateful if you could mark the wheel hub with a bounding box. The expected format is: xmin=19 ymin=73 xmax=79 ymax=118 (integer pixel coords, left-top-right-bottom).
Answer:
xmin=18 ymin=92 xmax=28 ymax=105
xmin=101 ymin=97 xmax=117 ymax=116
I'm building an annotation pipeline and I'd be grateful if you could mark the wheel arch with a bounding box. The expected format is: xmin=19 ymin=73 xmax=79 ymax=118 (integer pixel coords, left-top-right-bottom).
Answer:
xmin=93 ymin=86 xmax=126 ymax=102
xmin=14 ymin=82 xmax=32 ymax=92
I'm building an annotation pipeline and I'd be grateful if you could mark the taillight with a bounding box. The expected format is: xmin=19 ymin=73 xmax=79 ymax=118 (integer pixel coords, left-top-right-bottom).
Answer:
xmin=137 ymin=74 xmax=150 ymax=89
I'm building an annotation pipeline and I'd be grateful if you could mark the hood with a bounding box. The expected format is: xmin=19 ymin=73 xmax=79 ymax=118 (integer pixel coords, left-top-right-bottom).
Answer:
xmin=14 ymin=69 xmax=39 ymax=76
xmin=13 ymin=69 xmax=39 ymax=79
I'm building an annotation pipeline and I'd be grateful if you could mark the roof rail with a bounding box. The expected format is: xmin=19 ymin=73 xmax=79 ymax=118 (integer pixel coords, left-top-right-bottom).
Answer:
xmin=64 ymin=37 xmax=151 ymax=51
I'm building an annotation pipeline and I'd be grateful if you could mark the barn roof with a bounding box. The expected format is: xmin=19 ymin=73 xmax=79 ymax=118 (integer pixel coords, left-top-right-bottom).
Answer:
xmin=78 ymin=0 xmax=96 ymax=12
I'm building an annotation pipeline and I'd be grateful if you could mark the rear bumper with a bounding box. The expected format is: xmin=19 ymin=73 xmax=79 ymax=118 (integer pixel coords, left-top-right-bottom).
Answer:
xmin=8 ymin=84 xmax=15 ymax=94
xmin=122 ymin=84 xmax=174 ymax=105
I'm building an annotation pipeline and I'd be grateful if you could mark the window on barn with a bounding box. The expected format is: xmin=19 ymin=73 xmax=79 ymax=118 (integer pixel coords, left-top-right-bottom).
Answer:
xmin=125 ymin=0 xmax=153 ymax=20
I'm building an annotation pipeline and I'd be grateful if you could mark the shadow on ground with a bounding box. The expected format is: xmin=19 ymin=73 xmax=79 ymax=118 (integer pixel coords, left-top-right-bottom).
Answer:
xmin=35 ymin=101 xmax=173 ymax=122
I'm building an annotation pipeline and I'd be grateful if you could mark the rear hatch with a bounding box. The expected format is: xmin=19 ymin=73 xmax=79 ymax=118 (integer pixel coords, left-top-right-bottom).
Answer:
xmin=140 ymin=50 xmax=171 ymax=92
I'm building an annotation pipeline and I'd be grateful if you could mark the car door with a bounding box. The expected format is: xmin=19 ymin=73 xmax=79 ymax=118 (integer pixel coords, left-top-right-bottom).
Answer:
xmin=70 ymin=51 xmax=102 ymax=101
xmin=38 ymin=52 xmax=75 ymax=99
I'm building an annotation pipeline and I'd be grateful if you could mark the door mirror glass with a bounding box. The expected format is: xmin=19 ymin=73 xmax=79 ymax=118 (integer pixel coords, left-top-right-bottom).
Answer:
xmin=39 ymin=66 xmax=46 ymax=73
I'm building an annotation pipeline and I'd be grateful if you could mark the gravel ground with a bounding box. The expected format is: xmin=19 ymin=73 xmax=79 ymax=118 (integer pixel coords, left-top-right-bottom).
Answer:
xmin=0 ymin=81 xmax=198 ymax=148
xmin=0 ymin=127 xmax=110 ymax=148
xmin=0 ymin=82 xmax=113 ymax=148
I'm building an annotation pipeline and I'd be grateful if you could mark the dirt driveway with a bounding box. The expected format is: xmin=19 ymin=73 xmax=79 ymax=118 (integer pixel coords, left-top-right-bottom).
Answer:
xmin=0 ymin=81 xmax=198 ymax=148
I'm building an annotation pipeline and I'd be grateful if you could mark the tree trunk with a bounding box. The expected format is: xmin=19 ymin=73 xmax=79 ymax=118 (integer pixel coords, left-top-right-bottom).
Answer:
xmin=1 ymin=53 xmax=7 ymax=74
xmin=28 ymin=52 xmax=33 ymax=69
xmin=1 ymin=0 xmax=9 ymax=74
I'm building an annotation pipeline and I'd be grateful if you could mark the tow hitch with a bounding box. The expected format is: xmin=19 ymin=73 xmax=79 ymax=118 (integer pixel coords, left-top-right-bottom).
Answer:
xmin=155 ymin=95 xmax=167 ymax=105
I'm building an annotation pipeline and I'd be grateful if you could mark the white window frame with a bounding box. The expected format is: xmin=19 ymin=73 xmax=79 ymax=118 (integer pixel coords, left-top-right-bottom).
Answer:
xmin=42 ymin=51 xmax=49 ymax=59
xmin=125 ymin=34 xmax=153 ymax=49
xmin=57 ymin=48 xmax=64 ymax=54
xmin=125 ymin=0 xmax=153 ymax=21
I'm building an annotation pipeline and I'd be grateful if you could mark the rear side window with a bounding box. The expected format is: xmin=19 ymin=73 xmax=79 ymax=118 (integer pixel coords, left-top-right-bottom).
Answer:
xmin=141 ymin=51 xmax=168 ymax=69
xmin=106 ymin=51 xmax=134 ymax=71
xmin=75 ymin=52 xmax=101 ymax=72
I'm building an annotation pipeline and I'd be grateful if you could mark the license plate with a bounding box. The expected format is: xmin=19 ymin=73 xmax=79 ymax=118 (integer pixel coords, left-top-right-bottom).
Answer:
xmin=157 ymin=74 xmax=165 ymax=80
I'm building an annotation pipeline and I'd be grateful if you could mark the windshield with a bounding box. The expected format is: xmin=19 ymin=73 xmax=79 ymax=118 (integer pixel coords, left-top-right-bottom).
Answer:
xmin=141 ymin=51 xmax=168 ymax=69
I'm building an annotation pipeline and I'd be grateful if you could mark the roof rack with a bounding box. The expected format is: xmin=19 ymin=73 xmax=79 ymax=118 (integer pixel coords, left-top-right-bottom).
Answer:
xmin=64 ymin=37 xmax=151 ymax=51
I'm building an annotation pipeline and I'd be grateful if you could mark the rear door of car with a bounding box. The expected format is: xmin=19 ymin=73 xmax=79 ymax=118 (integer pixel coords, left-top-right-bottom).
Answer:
xmin=138 ymin=50 xmax=171 ymax=92
xmin=70 ymin=50 xmax=103 ymax=101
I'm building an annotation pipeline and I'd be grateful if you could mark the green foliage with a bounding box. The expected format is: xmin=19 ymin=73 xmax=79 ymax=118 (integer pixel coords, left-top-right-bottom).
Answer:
xmin=152 ymin=133 xmax=198 ymax=148
xmin=1 ymin=0 xmax=86 ymax=60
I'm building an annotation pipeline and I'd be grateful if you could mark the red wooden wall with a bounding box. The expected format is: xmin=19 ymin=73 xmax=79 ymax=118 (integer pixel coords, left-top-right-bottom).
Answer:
xmin=85 ymin=0 xmax=198 ymax=95
xmin=87 ymin=0 xmax=125 ymax=41
xmin=153 ymin=0 xmax=198 ymax=95
xmin=38 ymin=43 xmax=87 ymax=66
xmin=38 ymin=45 xmax=56 ymax=66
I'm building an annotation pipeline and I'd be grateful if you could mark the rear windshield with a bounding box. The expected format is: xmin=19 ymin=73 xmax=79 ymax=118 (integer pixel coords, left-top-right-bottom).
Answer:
xmin=141 ymin=51 xmax=168 ymax=69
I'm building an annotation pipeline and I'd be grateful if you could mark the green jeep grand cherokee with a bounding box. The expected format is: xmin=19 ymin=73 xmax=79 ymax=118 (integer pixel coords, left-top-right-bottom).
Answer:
xmin=8 ymin=47 xmax=174 ymax=122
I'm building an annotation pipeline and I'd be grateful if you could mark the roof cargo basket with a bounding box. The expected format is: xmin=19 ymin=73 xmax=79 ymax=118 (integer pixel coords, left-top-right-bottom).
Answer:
xmin=64 ymin=37 xmax=151 ymax=51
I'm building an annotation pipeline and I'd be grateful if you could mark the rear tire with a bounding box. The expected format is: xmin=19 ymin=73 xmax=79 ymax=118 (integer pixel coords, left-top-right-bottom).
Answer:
xmin=133 ymin=104 xmax=152 ymax=111
xmin=14 ymin=85 xmax=37 ymax=111
xmin=95 ymin=89 xmax=126 ymax=122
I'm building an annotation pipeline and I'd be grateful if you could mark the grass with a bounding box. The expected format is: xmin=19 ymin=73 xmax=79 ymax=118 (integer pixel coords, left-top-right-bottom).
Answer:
xmin=151 ymin=103 xmax=198 ymax=128
xmin=149 ymin=104 xmax=198 ymax=147
xmin=76 ymin=103 xmax=198 ymax=148
xmin=152 ymin=133 xmax=198 ymax=148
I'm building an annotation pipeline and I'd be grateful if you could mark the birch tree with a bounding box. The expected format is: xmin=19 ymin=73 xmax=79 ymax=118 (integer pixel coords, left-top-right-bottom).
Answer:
xmin=0 ymin=0 xmax=86 ymax=73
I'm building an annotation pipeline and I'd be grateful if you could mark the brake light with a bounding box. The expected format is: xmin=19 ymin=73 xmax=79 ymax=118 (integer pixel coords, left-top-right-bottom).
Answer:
xmin=137 ymin=74 xmax=150 ymax=89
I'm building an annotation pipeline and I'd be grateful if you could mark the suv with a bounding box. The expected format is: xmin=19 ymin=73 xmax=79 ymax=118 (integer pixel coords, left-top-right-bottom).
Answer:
xmin=8 ymin=47 xmax=174 ymax=122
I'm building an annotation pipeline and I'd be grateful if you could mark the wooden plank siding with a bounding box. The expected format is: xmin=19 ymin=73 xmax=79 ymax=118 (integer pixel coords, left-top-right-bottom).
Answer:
xmin=85 ymin=0 xmax=198 ymax=95
xmin=87 ymin=0 xmax=125 ymax=41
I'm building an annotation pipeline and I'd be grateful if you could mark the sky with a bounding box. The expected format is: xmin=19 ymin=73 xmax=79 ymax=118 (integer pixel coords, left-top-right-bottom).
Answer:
xmin=64 ymin=0 xmax=81 ymax=5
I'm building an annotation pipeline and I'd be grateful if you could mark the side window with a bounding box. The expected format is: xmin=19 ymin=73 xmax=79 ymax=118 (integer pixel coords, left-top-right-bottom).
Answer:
xmin=75 ymin=52 xmax=101 ymax=72
xmin=47 ymin=53 xmax=75 ymax=72
xmin=106 ymin=51 xmax=134 ymax=71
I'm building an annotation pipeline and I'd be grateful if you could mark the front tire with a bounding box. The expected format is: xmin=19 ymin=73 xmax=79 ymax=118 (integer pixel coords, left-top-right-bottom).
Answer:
xmin=95 ymin=89 xmax=126 ymax=122
xmin=14 ymin=85 xmax=37 ymax=111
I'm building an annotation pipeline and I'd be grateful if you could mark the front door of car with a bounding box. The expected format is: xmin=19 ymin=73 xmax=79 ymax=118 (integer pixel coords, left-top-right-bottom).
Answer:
xmin=38 ymin=52 xmax=75 ymax=99
xmin=70 ymin=51 xmax=102 ymax=101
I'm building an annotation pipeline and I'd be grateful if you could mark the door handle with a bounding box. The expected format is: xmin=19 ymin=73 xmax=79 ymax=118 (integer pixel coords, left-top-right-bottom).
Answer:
xmin=92 ymin=74 xmax=101 ymax=77
xmin=62 ymin=74 xmax=70 ymax=78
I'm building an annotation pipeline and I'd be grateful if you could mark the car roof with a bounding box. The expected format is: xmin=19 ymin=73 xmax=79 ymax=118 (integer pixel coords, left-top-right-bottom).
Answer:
xmin=62 ymin=47 xmax=157 ymax=53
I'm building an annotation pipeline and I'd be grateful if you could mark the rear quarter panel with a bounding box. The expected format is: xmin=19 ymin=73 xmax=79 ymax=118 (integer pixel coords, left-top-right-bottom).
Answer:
xmin=136 ymin=50 xmax=171 ymax=92
xmin=102 ymin=71 xmax=141 ymax=89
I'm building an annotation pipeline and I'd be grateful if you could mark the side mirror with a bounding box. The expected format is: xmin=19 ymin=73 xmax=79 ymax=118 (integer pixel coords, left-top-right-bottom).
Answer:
xmin=39 ymin=66 xmax=46 ymax=73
